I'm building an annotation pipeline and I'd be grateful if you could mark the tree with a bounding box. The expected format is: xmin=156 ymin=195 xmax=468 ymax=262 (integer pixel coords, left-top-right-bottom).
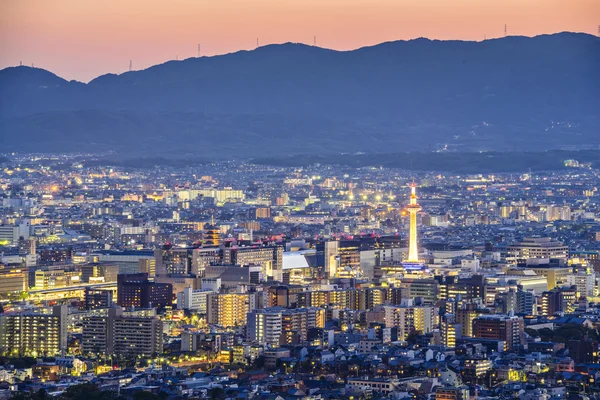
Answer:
xmin=207 ymin=388 xmax=224 ymax=400
xmin=59 ymin=384 xmax=117 ymax=400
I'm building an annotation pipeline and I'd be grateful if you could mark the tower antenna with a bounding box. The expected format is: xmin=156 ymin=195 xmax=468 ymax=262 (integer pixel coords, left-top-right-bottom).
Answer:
xmin=597 ymin=25 xmax=600 ymax=36
xmin=198 ymin=44 xmax=201 ymax=57
xmin=256 ymin=38 xmax=259 ymax=48
xmin=314 ymin=36 xmax=317 ymax=46
xmin=129 ymin=60 xmax=132 ymax=72
xmin=504 ymin=24 xmax=507 ymax=37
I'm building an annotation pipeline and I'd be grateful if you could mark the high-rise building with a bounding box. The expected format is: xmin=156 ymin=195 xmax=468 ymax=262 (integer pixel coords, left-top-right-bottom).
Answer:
xmin=85 ymin=287 xmax=114 ymax=310
xmin=0 ymin=305 xmax=67 ymax=357
xmin=567 ymin=272 xmax=596 ymax=298
xmin=517 ymin=290 xmax=536 ymax=315
xmin=567 ymin=337 xmax=600 ymax=364
xmin=320 ymin=240 xmax=339 ymax=278
xmin=82 ymin=307 xmax=162 ymax=357
xmin=155 ymin=246 xmax=198 ymax=276
xmin=207 ymin=293 xmax=254 ymax=327
xmin=0 ymin=265 xmax=28 ymax=295
xmin=34 ymin=268 xmax=80 ymax=290
xmin=397 ymin=278 xmax=439 ymax=304
xmin=176 ymin=287 xmax=213 ymax=313
xmin=506 ymin=237 xmax=568 ymax=263
xmin=112 ymin=315 xmax=163 ymax=357
xmin=117 ymin=273 xmax=172 ymax=309
xmin=455 ymin=301 xmax=481 ymax=337
xmin=405 ymin=183 xmax=422 ymax=263
xmin=441 ymin=314 xmax=459 ymax=349
xmin=81 ymin=263 xmax=118 ymax=283
xmin=472 ymin=315 xmax=524 ymax=351
xmin=139 ymin=258 xmax=156 ymax=277
xmin=438 ymin=275 xmax=486 ymax=302
xmin=383 ymin=300 xmax=437 ymax=340
xmin=246 ymin=307 xmax=325 ymax=347
xmin=222 ymin=245 xmax=283 ymax=280
xmin=541 ymin=286 xmax=577 ymax=316
xmin=38 ymin=247 xmax=73 ymax=265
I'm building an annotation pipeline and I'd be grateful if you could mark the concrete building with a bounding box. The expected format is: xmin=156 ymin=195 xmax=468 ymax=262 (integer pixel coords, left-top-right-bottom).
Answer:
xmin=82 ymin=307 xmax=162 ymax=357
xmin=207 ymin=293 xmax=255 ymax=327
xmin=0 ymin=305 xmax=67 ymax=357
xmin=472 ymin=315 xmax=524 ymax=351
xmin=176 ymin=287 xmax=213 ymax=313
xmin=383 ymin=299 xmax=437 ymax=340
xmin=506 ymin=237 xmax=568 ymax=263
xmin=0 ymin=265 xmax=28 ymax=295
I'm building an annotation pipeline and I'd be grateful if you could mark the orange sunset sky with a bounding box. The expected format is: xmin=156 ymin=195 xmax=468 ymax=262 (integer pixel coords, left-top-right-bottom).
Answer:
xmin=1 ymin=0 xmax=599 ymax=82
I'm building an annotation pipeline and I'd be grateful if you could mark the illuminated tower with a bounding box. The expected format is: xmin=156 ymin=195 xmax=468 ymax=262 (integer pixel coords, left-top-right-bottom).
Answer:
xmin=405 ymin=183 xmax=422 ymax=262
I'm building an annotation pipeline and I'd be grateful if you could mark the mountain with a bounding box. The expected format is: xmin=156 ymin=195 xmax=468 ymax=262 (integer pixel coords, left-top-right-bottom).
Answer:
xmin=1 ymin=32 xmax=599 ymax=157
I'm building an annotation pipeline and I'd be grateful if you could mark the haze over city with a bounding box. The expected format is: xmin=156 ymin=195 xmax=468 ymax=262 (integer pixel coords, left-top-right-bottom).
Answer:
xmin=1 ymin=0 xmax=598 ymax=82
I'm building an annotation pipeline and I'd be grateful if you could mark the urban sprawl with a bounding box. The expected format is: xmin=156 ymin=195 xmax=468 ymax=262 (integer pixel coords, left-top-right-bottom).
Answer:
xmin=1 ymin=154 xmax=600 ymax=399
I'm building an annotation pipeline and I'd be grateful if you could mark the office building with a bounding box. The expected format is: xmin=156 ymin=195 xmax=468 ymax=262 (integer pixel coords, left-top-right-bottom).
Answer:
xmin=567 ymin=272 xmax=596 ymax=298
xmin=176 ymin=287 xmax=213 ymax=313
xmin=85 ymin=287 xmax=114 ymax=310
xmin=81 ymin=263 xmax=118 ymax=283
xmin=506 ymin=237 xmax=568 ymax=263
xmin=139 ymin=258 xmax=156 ymax=276
xmin=397 ymin=278 xmax=439 ymax=304
xmin=0 ymin=265 xmax=28 ymax=294
xmin=222 ymin=245 xmax=283 ymax=280
xmin=472 ymin=315 xmax=524 ymax=351
xmin=117 ymin=273 xmax=172 ymax=309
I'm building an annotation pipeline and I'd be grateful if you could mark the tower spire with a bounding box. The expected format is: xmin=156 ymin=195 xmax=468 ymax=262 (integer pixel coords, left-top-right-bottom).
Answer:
xmin=405 ymin=182 xmax=422 ymax=262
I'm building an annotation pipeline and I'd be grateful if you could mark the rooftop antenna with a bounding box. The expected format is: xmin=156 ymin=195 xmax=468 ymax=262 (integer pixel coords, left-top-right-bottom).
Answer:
xmin=129 ymin=60 xmax=132 ymax=72
xmin=197 ymin=44 xmax=201 ymax=57
xmin=504 ymin=24 xmax=507 ymax=37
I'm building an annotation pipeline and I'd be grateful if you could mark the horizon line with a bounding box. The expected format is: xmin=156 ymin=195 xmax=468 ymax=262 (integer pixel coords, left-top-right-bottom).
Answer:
xmin=2 ymin=30 xmax=596 ymax=84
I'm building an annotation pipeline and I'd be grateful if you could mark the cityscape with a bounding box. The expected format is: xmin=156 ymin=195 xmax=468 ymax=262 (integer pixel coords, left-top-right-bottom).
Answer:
xmin=1 ymin=1 xmax=600 ymax=399
xmin=1 ymin=153 xmax=600 ymax=399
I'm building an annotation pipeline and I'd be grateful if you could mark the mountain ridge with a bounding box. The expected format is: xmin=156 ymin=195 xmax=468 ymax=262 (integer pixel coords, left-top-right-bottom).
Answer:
xmin=1 ymin=32 xmax=599 ymax=157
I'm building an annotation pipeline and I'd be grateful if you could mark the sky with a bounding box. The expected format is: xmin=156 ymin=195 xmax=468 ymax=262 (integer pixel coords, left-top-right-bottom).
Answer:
xmin=1 ymin=0 xmax=599 ymax=82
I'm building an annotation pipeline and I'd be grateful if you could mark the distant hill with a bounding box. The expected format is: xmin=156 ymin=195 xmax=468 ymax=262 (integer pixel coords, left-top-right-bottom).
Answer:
xmin=1 ymin=32 xmax=599 ymax=157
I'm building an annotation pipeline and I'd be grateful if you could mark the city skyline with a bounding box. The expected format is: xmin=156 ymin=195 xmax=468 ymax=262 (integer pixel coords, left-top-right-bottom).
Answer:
xmin=1 ymin=0 xmax=598 ymax=82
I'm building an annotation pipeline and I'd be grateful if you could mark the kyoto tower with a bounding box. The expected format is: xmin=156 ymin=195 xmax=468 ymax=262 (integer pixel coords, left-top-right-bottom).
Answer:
xmin=405 ymin=182 xmax=422 ymax=262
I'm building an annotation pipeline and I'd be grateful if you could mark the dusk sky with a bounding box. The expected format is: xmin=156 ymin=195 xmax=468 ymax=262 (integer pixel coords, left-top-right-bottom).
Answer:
xmin=1 ymin=0 xmax=599 ymax=82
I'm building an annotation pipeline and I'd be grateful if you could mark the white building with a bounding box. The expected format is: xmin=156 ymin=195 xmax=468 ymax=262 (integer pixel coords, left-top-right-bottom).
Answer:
xmin=567 ymin=272 xmax=596 ymax=298
xmin=176 ymin=287 xmax=213 ymax=313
